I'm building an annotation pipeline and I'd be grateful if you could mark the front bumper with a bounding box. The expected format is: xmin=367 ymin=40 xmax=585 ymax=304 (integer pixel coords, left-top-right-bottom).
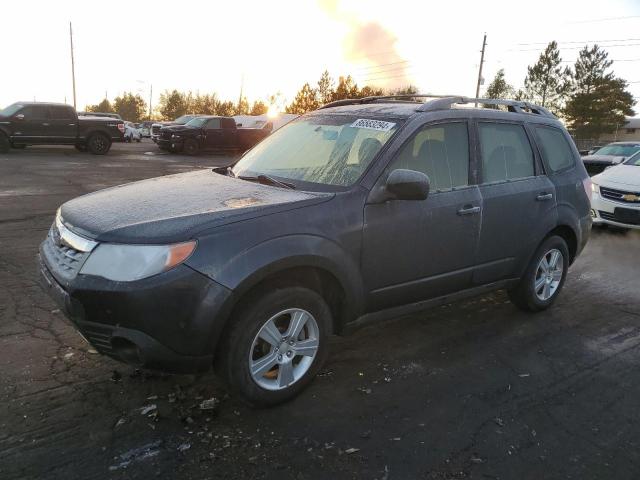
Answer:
xmin=38 ymin=253 xmax=233 ymax=373
xmin=591 ymin=191 xmax=640 ymax=229
xmin=157 ymin=138 xmax=183 ymax=151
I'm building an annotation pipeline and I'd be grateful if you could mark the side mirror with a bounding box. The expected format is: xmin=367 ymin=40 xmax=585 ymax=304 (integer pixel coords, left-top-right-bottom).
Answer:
xmin=385 ymin=169 xmax=430 ymax=201
xmin=14 ymin=113 xmax=25 ymax=121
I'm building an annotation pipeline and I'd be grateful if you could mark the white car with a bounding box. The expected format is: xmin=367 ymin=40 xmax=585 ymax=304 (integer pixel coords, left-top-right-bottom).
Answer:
xmin=591 ymin=151 xmax=640 ymax=229
xmin=124 ymin=122 xmax=142 ymax=143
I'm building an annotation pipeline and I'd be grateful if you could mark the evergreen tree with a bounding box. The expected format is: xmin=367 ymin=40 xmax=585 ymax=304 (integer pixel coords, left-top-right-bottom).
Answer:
xmin=85 ymin=98 xmax=114 ymax=113
xmin=564 ymin=45 xmax=635 ymax=138
xmin=286 ymin=83 xmax=319 ymax=114
xmin=113 ymin=92 xmax=147 ymax=122
xmin=484 ymin=69 xmax=514 ymax=99
xmin=250 ymin=100 xmax=268 ymax=115
xmin=317 ymin=70 xmax=335 ymax=105
xmin=523 ymin=41 xmax=571 ymax=113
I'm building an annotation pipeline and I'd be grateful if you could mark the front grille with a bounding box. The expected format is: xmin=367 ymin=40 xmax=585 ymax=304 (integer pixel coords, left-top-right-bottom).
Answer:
xmin=41 ymin=225 xmax=89 ymax=281
xmin=599 ymin=210 xmax=640 ymax=226
xmin=161 ymin=131 xmax=172 ymax=140
xmin=600 ymin=186 xmax=640 ymax=204
xmin=79 ymin=323 xmax=114 ymax=353
xmin=152 ymin=125 xmax=162 ymax=135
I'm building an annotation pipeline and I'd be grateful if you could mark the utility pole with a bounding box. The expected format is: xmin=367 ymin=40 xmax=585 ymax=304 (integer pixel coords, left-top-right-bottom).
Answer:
xmin=475 ymin=33 xmax=487 ymax=105
xmin=69 ymin=22 xmax=77 ymax=109
xmin=148 ymin=84 xmax=153 ymax=120
xmin=238 ymin=73 xmax=244 ymax=113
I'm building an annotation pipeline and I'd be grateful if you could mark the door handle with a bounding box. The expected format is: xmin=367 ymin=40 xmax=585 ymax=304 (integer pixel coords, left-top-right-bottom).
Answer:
xmin=68 ymin=123 xmax=76 ymax=126
xmin=42 ymin=123 xmax=50 ymax=126
xmin=457 ymin=205 xmax=481 ymax=216
xmin=536 ymin=193 xmax=553 ymax=201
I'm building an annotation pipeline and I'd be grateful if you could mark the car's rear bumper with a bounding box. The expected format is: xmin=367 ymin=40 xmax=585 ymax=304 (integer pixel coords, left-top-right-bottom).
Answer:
xmin=591 ymin=192 xmax=640 ymax=229
xmin=38 ymin=254 xmax=233 ymax=374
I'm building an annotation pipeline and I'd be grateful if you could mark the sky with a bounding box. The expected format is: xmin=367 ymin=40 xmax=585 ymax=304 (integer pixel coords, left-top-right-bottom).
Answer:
xmin=2 ymin=0 xmax=640 ymax=113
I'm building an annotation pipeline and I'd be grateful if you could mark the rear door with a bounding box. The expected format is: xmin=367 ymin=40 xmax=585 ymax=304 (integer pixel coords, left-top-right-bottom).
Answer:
xmin=362 ymin=120 xmax=482 ymax=311
xmin=204 ymin=118 xmax=223 ymax=150
xmin=220 ymin=117 xmax=238 ymax=150
xmin=48 ymin=106 xmax=77 ymax=142
xmin=473 ymin=121 xmax=557 ymax=284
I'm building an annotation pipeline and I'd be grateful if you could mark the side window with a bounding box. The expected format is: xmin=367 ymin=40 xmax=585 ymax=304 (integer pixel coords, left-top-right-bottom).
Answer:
xmin=221 ymin=118 xmax=235 ymax=129
xmin=534 ymin=126 xmax=575 ymax=173
xmin=22 ymin=106 xmax=50 ymax=120
xmin=50 ymin=106 xmax=75 ymax=120
xmin=207 ymin=118 xmax=221 ymax=129
xmin=478 ymin=123 xmax=534 ymax=183
xmin=389 ymin=122 xmax=469 ymax=192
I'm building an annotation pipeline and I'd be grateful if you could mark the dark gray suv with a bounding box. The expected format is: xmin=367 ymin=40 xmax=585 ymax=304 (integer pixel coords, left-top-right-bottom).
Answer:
xmin=38 ymin=95 xmax=592 ymax=406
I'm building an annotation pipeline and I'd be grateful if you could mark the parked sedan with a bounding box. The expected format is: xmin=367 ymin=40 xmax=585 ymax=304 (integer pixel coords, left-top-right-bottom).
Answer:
xmin=581 ymin=142 xmax=640 ymax=176
xmin=591 ymin=151 xmax=640 ymax=229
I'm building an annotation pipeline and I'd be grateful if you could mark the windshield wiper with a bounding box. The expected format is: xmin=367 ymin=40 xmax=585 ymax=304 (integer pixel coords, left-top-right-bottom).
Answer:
xmin=237 ymin=173 xmax=296 ymax=190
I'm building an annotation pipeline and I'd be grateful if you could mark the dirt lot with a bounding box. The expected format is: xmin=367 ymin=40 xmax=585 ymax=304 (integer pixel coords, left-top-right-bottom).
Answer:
xmin=1 ymin=140 xmax=640 ymax=480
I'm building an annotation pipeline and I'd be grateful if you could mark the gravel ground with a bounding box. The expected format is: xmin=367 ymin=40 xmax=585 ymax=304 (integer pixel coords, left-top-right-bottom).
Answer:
xmin=1 ymin=140 xmax=640 ymax=480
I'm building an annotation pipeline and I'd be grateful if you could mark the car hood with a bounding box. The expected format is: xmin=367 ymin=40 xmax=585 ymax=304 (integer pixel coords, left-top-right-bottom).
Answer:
xmin=60 ymin=170 xmax=330 ymax=244
xmin=593 ymin=165 xmax=640 ymax=188
xmin=582 ymin=154 xmax=626 ymax=164
xmin=162 ymin=125 xmax=197 ymax=133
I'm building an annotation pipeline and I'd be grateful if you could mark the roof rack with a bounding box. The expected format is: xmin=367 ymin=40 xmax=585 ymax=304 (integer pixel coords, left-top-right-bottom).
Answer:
xmin=318 ymin=94 xmax=556 ymax=118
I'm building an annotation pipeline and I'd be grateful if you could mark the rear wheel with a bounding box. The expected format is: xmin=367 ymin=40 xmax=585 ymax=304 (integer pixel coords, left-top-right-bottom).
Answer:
xmin=183 ymin=138 xmax=200 ymax=156
xmin=217 ymin=287 xmax=331 ymax=407
xmin=87 ymin=133 xmax=111 ymax=155
xmin=509 ymin=235 xmax=569 ymax=312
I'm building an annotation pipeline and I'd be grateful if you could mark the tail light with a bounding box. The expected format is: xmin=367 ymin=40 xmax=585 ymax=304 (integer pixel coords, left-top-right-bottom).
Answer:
xmin=117 ymin=123 xmax=125 ymax=133
xmin=582 ymin=176 xmax=592 ymax=200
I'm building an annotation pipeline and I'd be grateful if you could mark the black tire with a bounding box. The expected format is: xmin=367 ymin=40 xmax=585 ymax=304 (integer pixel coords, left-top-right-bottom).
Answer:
xmin=0 ymin=134 xmax=9 ymax=153
xmin=136 ymin=138 xmax=141 ymax=143
xmin=217 ymin=286 xmax=332 ymax=407
xmin=87 ymin=133 xmax=111 ymax=155
xmin=508 ymin=235 xmax=570 ymax=312
xmin=183 ymin=138 xmax=200 ymax=156
xmin=75 ymin=144 xmax=87 ymax=152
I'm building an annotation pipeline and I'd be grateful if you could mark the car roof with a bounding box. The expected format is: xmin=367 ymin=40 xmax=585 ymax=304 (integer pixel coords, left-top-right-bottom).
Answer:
xmin=310 ymin=102 xmax=562 ymax=127
xmin=17 ymin=101 xmax=72 ymax=107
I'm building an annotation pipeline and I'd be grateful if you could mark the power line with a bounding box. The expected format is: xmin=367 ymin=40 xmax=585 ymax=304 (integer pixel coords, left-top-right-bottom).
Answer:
xmin=509 ymin=42 xmax=640 ymax=52
xmin=568 ymin=15 xmax=640 ymax=24
xmin=353 ymin=60 xmax=411 ymax=72
xmin=360 ymin=64 xmax=414 ymax=79
xmin=516 ymin=37 xmax=640 ymax=46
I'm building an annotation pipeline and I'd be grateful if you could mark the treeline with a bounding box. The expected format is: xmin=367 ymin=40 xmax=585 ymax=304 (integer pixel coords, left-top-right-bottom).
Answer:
xmin=483 ymin=42 xmax=635 ymax=139
xmin=85 ymin=70 xmax=418 ymax=122
xmin=285 ymin=70 xmax=417 ymax=114
xmin=85 ymin=91 xmax=270 ymax=122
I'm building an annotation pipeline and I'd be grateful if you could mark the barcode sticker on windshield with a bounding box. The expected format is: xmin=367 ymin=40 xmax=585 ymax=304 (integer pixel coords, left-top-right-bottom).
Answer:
xmin=350 ymin=119 xmax=396 ymax=132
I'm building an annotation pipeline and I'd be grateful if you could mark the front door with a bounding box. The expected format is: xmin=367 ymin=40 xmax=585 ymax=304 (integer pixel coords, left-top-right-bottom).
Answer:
xmin=13 ymin=105 xmax=51 ymax=143
xmin=472 ymin=121 xmax=558 ymax=284
xmin=362 ymin=121 xmax=482 ymax=312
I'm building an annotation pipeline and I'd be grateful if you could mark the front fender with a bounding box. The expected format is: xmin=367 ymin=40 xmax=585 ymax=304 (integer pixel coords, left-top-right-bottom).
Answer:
xmin=189 ymin=234 xmax=365 ymax=318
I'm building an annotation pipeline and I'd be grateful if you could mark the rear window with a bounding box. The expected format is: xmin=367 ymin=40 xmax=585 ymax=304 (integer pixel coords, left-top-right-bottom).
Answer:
xmin=534 ymin=126 xmax=575 ymax=173
xmin=50 ymin=106 xmax=75 ymax=120
xmin=594 ymin=144 xmax=640 ymax=157
xmin=479 ymin=123 xmax=534 ymax=183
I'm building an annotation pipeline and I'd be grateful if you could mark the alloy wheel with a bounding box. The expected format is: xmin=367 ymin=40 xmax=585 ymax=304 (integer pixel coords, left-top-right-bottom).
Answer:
xmin=534 ymin=248 xmax=564 ymax=301
xmin=249 ymin=308 xmax=320 ymax=391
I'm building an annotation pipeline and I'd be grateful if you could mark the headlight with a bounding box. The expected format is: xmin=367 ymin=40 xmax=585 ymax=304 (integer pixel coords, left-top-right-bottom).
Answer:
xmin=171 ymin=134 xmax=180 ymax=139
xmin=80 ymin=241 xmax=196 ymax=282
xmin=592 ymin=183 xmax=600 ymax=194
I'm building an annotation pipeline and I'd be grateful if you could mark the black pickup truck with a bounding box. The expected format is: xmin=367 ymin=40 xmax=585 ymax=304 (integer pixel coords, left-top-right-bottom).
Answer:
xmin=0 ymin=102 xmax=125 ymax=154
xmin=157 ymin=116 xmax=271 ymax=155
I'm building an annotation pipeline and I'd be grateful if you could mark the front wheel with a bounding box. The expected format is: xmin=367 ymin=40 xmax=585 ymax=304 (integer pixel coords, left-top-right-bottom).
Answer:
xmin=87 ymin=133 xmax=111 ymax=155
xmin=0 ymin=134 xmax=9 ymax=153
xmin=183 ymin=138 xmax=200 ymax=156
xmin=217 ymin=287 xmax=332 ymax=407
xmin=509 ymin=235 xmax=569 ymax=312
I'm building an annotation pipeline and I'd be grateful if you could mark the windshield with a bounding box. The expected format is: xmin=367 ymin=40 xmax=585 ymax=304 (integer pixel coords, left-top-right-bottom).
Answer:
xmin=594 ymin=144 xmax=640 ymax=157
xmin=175 ymin=115 xmax=194 ymax=125
xmin=0 ymin=103 xmax=24 ymax=117
xmin=232 ymin=114 xmax=403 ymax=187
xmin=185 ymin=117 xmax=207 ymax=128
xmin=624 ymin=151 xmax=640 ymax=166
